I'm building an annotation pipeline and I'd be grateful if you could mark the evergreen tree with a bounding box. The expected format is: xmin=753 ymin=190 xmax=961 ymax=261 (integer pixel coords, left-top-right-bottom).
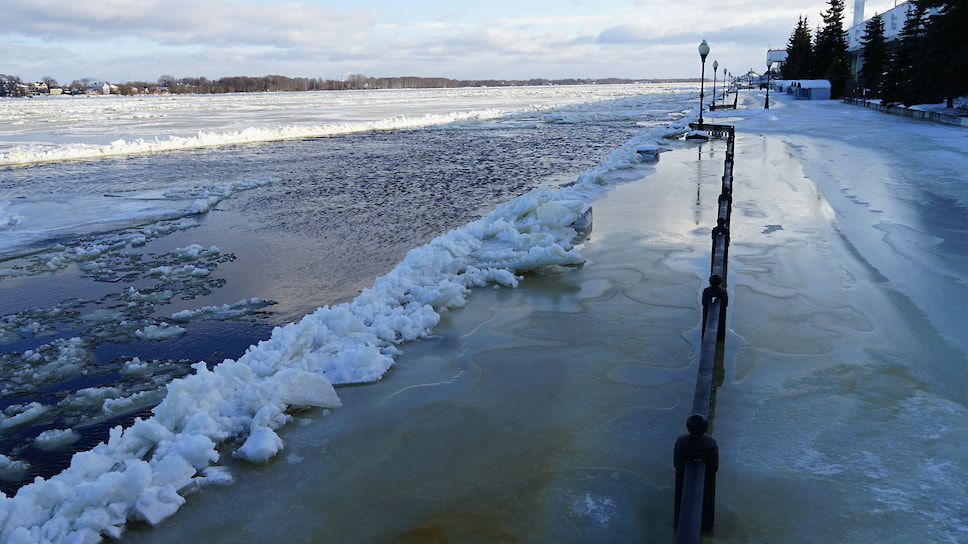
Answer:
xmin=859 ymin=14 xmax=887 ymax=97
xmin=812 ymin=0 xmax=851 ymax=97
xmin=785 ymin=16 xmax=814 ymax=80
xmin=882 ymin=0 xmax=933 ymax=106
xmin=921 ymin=0 xmax=968 ymax=108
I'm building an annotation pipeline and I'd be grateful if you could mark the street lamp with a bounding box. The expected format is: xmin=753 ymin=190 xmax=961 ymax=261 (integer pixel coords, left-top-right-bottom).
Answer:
xmin=765 ymin=60 xmax=773 ymax=109
xmin=712 ymin=60 xmax=718 ymax=110
xmin=698 ymin=39 xmax=710 ymax=128
xmin=723 ymin=67 xmax=728 ymax=104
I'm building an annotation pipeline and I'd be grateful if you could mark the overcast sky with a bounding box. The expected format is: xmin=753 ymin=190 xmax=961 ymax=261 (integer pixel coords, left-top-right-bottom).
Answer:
xmin=2 ymin=0 xmax=902 ymax=85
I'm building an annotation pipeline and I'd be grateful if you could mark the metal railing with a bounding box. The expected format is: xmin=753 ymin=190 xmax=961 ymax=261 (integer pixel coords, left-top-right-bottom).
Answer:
xmin=674 ymin=123 xmax=735 ymax=543
xmin=843 ymin=97 xmax=968 ymax=127
xmin=709 ymin=86 xmax=739 ymax=111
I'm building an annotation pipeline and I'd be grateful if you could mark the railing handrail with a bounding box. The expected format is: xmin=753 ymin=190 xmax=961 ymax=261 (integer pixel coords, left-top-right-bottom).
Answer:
xmin=675 ymin=124 xmax=735 ymax=543
xmin=693 ymin=295 xmax=724 ymax=416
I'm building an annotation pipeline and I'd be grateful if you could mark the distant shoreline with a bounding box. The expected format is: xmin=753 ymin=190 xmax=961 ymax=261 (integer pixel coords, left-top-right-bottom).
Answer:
xmin=3 ymin=75 xmax=701 ymax=97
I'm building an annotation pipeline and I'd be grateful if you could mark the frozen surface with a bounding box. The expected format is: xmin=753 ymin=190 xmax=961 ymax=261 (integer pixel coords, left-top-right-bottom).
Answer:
xmin=712 ymin=94 xmax=968 ymax=542
xmin=0 ymin=85 xmax=693 ymax=542
xmin=0 ymin=85 xmax=677 ymax=166
xmin=0 ymin=179 xmax=269 ymax=260
xmin=712 ymin=93 xmax=968 ymax=372
xmin=2 ymin=85 xmax=966 ymax=543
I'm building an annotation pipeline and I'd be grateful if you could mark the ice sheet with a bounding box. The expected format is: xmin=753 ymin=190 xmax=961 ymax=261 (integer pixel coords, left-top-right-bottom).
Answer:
xmin=0 ymin=84 xmax=690 ymax=165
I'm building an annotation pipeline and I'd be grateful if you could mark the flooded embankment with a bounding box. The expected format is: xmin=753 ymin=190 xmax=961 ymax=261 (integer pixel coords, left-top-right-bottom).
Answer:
xmin=135 ymin=99 xmax=968 ymax=542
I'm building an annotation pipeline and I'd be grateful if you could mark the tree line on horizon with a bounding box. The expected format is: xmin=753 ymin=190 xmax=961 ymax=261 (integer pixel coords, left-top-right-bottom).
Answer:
xmin=147 ymin=74 xmax=679 ymax=93
xmin=784 ymin=0 xmax=966 ymax=107
xmin=0 ymin=73 xmax=696 ymax=97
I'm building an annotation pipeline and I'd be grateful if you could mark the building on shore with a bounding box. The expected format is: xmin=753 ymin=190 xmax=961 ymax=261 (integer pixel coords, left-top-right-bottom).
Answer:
xmin=845 ymin=0 xmax=911 ymax=77
xmin=766 ymin=49 xmax=789 ymax=77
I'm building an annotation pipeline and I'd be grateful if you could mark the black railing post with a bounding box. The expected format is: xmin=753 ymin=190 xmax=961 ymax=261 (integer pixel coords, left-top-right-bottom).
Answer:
xmin=674 ymin=414 xmax=719 ymax=536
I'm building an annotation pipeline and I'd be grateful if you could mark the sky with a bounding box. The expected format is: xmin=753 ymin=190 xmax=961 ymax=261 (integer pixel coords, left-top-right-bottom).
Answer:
xmin=1 ymin=0 xmax=905 ymax=85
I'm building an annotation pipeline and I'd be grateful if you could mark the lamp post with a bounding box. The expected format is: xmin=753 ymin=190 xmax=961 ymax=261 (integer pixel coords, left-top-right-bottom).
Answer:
xmin=698 ymin=40 xmax=710 ymax=128
xmin=723 ymin=67 xmax=728 ymax=104
xmin=765 ymin=60 xmax=773 ymax=109
xmin=711 ymin=60 xmax=718 ymax=110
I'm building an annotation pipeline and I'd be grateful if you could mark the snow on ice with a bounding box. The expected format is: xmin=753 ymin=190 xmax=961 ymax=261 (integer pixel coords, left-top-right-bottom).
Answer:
xmin=0 ymin=86 xmax=662 ymax=167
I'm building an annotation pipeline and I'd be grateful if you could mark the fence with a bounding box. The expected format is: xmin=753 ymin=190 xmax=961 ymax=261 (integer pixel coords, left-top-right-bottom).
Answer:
xmin=674 ymin=123 xmax=735 ymax=543
xmin=843 ymin=97 xmax=968 ymax=127
xmin=709 ymin=86 xmax=738 ymax=111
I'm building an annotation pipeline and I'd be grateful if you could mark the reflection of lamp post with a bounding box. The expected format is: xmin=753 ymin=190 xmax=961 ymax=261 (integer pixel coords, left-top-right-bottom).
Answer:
xmin=765 ymin=60 xmax=773 ymax=109
xmin=696 ymin=143 xmax=704 ymax=225
xmin=711 ymin=60 xmax=718 ymax=110
xmin=722 ymin=67 xmax=727 ymax=104
xmin=698 ymin=40 xmax=710 ymax=128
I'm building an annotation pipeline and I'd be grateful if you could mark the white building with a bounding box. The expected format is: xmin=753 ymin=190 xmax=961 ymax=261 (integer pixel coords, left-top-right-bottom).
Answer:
xmin=847 ymin=0 xmax=911 ymax=51
xmin=86 ymin=82 xmax=112 ymax=95
xmin=845 ymin=0 xmax=911 ymax=76
xmin=767 ymin=49 xmax=788 ymax=73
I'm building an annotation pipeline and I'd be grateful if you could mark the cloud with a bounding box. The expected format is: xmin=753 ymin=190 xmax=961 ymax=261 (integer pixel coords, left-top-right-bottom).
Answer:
xmin=596 ymin=25 xmax=649 ymax=45
xmin=2 ymin=0 xmax=834 ymax=83
xmin=2 ymin=0 xmax=379 ymax=47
